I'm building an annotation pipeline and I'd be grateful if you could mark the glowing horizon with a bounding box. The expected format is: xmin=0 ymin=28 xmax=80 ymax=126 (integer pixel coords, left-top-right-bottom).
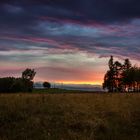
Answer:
xmin=34 ymin=79 xmax=103 ymax=85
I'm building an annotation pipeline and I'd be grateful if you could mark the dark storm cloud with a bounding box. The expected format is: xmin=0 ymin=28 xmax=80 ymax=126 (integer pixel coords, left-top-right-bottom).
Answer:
xmin=0 ymin=0 xmax=139 ymax=37
xmin=0 ymin=0 xmax=140 ymax=61
xmin=1 ymin=0 xmax=140 ymax=23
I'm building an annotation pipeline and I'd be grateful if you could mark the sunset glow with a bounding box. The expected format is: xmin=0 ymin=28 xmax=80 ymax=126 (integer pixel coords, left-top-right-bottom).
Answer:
xmin=54 ymin=81 xmax=102 ymax=85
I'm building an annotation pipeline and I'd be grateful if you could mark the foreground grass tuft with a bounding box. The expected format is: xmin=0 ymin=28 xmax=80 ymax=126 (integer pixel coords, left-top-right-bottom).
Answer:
xmin=0 ymin=93 xmax=140 ymax=140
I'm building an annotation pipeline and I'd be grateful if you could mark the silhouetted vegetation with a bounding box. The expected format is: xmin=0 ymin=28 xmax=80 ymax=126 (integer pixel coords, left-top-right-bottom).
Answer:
xmin=103 ymin=56 xmax=140 ymax=93
xmin=22 ymin=68 xmax=36 ymax=81
xmin=43 ymin=81 xmax=51 ymax=89
xmin=0 ymin=68 xmax=36 ymax=93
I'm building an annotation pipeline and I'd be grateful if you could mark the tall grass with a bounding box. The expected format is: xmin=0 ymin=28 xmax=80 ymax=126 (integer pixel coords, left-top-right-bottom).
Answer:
xmin=0 ymin=93 xmax=140 ymax=140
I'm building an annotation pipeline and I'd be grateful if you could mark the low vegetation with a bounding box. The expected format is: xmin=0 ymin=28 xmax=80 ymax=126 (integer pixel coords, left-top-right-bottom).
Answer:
xmin=0 ymin=93 xmax=140 ymax=140
xmin=0 ymin=69 xmax=36 ymax=93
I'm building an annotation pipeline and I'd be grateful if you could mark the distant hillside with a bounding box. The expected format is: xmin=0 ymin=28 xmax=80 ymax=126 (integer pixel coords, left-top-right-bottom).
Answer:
xmin=34 ymin=82 xmax=103 ymax=91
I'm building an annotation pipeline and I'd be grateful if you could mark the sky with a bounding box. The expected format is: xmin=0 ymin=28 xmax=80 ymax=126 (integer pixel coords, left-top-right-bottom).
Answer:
xmin=0 ymin=0 xmax=140 ymax=85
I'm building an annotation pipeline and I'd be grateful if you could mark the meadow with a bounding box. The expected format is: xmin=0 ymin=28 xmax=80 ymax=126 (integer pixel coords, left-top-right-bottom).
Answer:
xmin=0 ymin=91 xmax=140 ymax=140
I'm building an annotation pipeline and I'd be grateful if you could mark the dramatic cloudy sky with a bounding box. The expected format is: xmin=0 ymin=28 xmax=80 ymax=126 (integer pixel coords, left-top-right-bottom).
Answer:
xmin=0 ymin=0 xmax=140 ymax=85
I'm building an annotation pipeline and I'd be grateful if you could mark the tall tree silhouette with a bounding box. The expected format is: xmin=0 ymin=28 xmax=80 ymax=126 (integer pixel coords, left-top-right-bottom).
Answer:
xmin=103 ymin=57 xmax=140 ymax=93
xmin=114 ymin=61 xmax=122 ymax=92
xmin=121 ymin=59 xmax=132 ymax=92
xmin=103 ymin=56 xmax=115 ymax=92
xmin=135 ymin=67 xmax=140 ymax=92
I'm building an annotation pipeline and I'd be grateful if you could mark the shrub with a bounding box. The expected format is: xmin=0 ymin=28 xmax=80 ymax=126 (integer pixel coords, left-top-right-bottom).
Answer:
xmin=43 ymin=82 xmax=51 ymax=89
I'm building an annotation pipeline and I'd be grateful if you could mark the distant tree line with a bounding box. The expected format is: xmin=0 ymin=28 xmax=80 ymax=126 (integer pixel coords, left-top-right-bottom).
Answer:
xmin=0 ymin=68 xmax=36 ymax=93
xmin=103 ymin=56 xmax=140 ymax=93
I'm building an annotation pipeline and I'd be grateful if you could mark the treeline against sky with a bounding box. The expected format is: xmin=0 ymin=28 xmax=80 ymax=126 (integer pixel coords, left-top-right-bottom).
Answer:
xmin=103 ymin=56 xmax=140 ymax=93
xmin=0 ymin=69 xmax=36 ymax=93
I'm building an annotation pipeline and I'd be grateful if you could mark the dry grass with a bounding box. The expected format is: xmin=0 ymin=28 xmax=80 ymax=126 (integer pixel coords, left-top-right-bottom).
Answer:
xmin=0 ymin=93 xmax=140 ymax=140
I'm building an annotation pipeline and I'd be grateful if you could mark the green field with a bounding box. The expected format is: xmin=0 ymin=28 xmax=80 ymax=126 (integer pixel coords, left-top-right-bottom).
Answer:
xmin=0 ymin=93 xmax=140 ymax=140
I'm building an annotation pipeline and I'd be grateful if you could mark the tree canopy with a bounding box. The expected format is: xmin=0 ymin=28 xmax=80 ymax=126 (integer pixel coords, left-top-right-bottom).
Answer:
xmin=103 ymin=56 xmax=140 ymax=93
xmin=22 ymin=68 xmax=36 ymax=81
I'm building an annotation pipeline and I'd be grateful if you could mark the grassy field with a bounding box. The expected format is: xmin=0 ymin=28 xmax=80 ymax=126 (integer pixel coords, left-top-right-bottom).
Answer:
xmin=33 ymin=88 xmax=104 ymax=94
xmin=0 ymin=93 xmax=140 ymax=140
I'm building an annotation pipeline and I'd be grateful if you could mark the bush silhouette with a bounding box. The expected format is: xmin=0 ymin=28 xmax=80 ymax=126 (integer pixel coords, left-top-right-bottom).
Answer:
xmin=43 ymin=82 xmax=51 ymax=89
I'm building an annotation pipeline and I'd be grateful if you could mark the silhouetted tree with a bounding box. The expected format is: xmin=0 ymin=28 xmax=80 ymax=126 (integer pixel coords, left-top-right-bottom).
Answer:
xmin=103 ymin=56 xmax=140 ymax=93
xmin=103 ymin=70 xmax=113 ymax=92
xmin=0 ymin=68 xmax=36 ymax=93
xmin=22 ymin=68 xmax=36 ymax=81
xmin=135 ymin=67 xmax=140 ymax=92
xmin=43 ymin=82 xmax=51 ymax=89
xmin=123 ymin=59 xmax=132 ymax=70
xmin=114 ymin=61 xmax=122 ymax=92
xmin=121 ymin=59 xmax=132 ymax=92
xmin=103 ymin=56 xmax=116 ymax=92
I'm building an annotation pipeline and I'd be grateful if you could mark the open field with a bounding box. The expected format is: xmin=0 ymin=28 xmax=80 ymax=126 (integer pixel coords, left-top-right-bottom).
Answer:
xmin=0 ymin=93 xmax=140 ymax=140
xmin=33 ymin=88 xmax=104 ymax=94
